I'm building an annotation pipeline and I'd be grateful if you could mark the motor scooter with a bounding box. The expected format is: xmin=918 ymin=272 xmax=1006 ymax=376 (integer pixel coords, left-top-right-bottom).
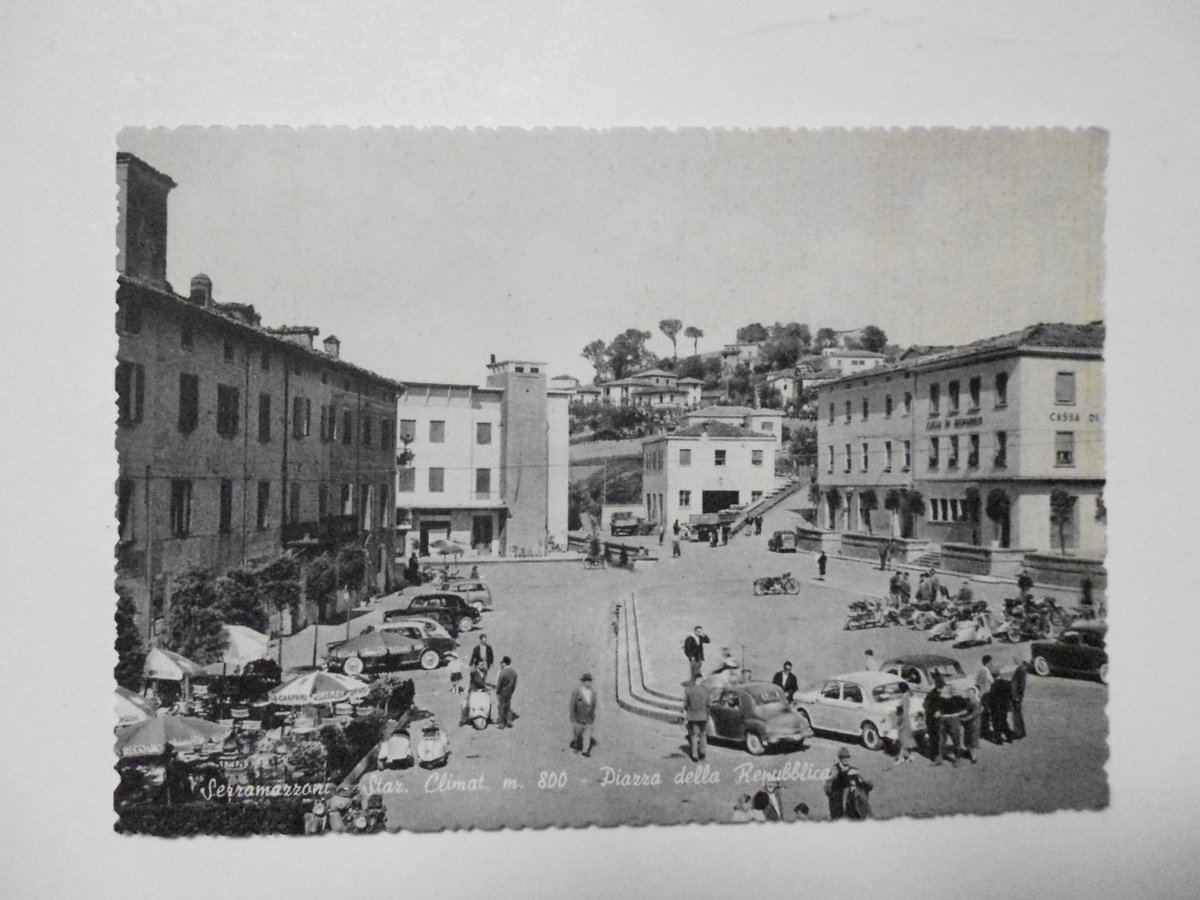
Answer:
xmin=378 ymin=727 xmax=413 ymax=769
xmin=753 ymin=572 xmax=800 ymax=596
xmin=416 ymin=717 xmax=450 ymax=768
xmin=467 ymin=688 xmax=492 ymax=730
xmin=950 ymin=612 xmax=994 ymax=647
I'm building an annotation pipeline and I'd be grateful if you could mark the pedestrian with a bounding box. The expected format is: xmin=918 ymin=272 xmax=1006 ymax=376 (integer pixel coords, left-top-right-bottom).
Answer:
xmin=927 ymin=568 xmax=942 ymax=600
xmin=1017 ymin=569 xmax=1034 ymax=596
xmin=772 ymin=661 xmax=798 ymax=702
xmin=755 ymin=516 xmax=763 ymax=536
xmin=672 ymin=535 xmax=682 ymax=558
xmin=915 ymin=572 xmax=932 ymax=606
xmin=923 ymin=675 xmax=944 ymax=761
xmin=406 ymin=552 xmax=421 ymax=586
xmin=709 ymin=529 xmax=718 ymax=547
xmin=889 ymin=570 xmax=903 ymax=604
xmin=864 ymin=649 xmax=879 ymax=672
xmin=495 ymin=656 xmax=517 ymax=729
xmin=721 ymin=523 xmax=730 ymax=545
xmin=683 ymin=626 xmax=710 ymax=679
xmin=672 ymin=519 xmax=681 ymax=537
xmin=569 ymin=673 xmax=597 ymax=756
xmin=989 ymin=672 xmax=1015 ymax=744
xmin=683 ymin=673 xmax=710 ymax=762
xmin=898 ymin=571 xmax=912 ymax=603
xmin=878 ymin=544 xmax=888 ymax=571
xmin=975 ymin=655 xmax=996 ymax=739
xmin=825 ymin=747 xmax=873 ymax=819
xmin=963 ymin=687 xmax=982 ymax=763
xmin=751 ymin=779 xmax=784 ymax=821
xmin=1009 ymin=656 xmax=1028 ymax=740
xmin=817 ymin=551 xmax=828 ymax=580
xmin=892 ymin=683 xmax=917 ymax=764
xmin=469 ymin=634 xmax=495 ymax=674
xmin=659 ymin=525 xmax=665 ymax=547
xmin=935 ymin=687 xmax=967 ymax=767
xmin=469 ymin=565 xmax=480 ymax=581
xmin=956 ymin=581 xmax=974 ymax=606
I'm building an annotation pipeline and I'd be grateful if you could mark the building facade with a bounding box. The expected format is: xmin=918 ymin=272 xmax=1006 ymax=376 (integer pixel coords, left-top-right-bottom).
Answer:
xmin=641 ymin=422 xmax=777 ymax=530
xmin=814 ymin=323 xmax=1105 ymax=558
xmin=681 ymin=405 xmax=784 ymax=446
xmin=115 ymin=154 xmax=402 ymax=634
xmin=820 ymin=348 xmax=886 ymax=373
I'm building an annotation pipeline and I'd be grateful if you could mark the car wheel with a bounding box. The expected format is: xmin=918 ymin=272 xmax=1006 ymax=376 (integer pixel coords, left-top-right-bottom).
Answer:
xmin=783 ymin=578 xmax=799 ymax=595
xmin=1032 ymin=655 xmax=1052 ymax=677
xmin=458 ymin=616 xmax=474 ymax=634
xmin=860 ymin=722 xmax=883 ymax=751
xmin=1098 ymin=663 xmax=1109 ymax=685
xmin=745 ymin=731 xmax=765 ymax=756
xmin=419 ymin=650 xmax=439 ymax=670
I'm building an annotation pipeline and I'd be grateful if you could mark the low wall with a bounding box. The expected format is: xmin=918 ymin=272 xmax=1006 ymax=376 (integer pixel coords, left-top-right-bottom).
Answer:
xmin=941 ymin=543 xmax=1036 ymax=578
xmin=1024 ymin=553 xmax=1107 ymax=594
xmin=794 ymin=528 xmax=841 ymax=554
xmin=837 ymin=533 xmax=935 ymax=565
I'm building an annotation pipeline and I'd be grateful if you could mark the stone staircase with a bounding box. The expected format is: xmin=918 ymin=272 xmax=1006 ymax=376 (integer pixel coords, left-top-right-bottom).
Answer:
xmin=731 ymin=475 xmax=807 ymax=535
xmin=613 ymin=592 xmax=684 ymax=725
xmin=910 ymin=551 xmax=943 ymax=569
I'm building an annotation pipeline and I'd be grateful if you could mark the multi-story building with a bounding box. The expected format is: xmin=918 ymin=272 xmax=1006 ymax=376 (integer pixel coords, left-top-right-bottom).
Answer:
xmin=681 ymin=404 xmax=784 ymax=446
xmin=595 ymin=368 xmax=702 ymax=410
xmin=641 ymin=422 xmax=777 ymax=530
xmin=395 ymin=358 xmax=571 ymax=558
xmin=719 ymin=342 xmax=762 ymax=377
xmin=820 ymin=347 xmax=886 ymax=374
xmin=114 ymin=153 xmax=402 ymax=634
xmin=815 ymin=322 xmax=1105 ymax=557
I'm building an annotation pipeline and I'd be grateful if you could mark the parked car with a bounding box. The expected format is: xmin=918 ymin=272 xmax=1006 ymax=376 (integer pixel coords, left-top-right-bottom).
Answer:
xmin=767 ymin=530 xmax=797 ymax=553
xmin=1031 ymin=622 xmax=1108 ymax=684
xmin=329 ymin=623 xmax=456 ymax=674
xmin=378 ymin=616 xmax=455 ymax=642
xmin=386 ymin=592 xmax=482 ymax=636
xmin=792 ymin=671 xmax=922 ymax=751
xmin=706 ymin=681 xmax=813 ymax=756
xmin=445 ymin=579 xmax=493 ymax=612
xmin=879 ymin=654 xmax=972 ymax=697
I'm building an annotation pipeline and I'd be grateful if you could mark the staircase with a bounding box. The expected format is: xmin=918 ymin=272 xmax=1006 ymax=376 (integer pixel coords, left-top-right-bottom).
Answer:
xmin=910 ymin=551 xmax=943 ymax=569
xmin=613 ymin=593 xmax=683 ymax=725
xmin=731 ymin=475 xmax=806 ymax=535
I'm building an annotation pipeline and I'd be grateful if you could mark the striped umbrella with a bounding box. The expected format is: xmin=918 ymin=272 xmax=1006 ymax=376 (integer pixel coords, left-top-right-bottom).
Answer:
xmin=267 ymin=670 xmax=370 ymax=706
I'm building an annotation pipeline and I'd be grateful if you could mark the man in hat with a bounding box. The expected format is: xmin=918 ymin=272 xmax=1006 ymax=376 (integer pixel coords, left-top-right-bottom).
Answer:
xmin=683 ymin=672 xmax=711 ymax=762
xmin=495 ymin=656 xmax=517 ymax=729
xmin=825 ymin=747 xmax=873 ymax=819
xmin=569 ymin=673 xmax=598 ymax=756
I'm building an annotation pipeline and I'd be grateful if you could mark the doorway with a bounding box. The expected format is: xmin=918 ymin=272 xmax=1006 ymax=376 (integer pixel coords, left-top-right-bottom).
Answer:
xmin=472 ymin=515 xmax=494 ymax=554
xmin=701 ymin=490 xmax=740 ymax=513
xmin=419 ymin=520 xmax=450 ymax=556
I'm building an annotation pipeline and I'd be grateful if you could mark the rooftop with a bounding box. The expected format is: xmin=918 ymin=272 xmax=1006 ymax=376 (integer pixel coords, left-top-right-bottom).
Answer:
xmin=663 ymin=421 xmax=775 ymax=439
xmin=823 ymin=348 xmax=885 ymax=358
xmin=687 ymin=404 xmax=783 ymax=418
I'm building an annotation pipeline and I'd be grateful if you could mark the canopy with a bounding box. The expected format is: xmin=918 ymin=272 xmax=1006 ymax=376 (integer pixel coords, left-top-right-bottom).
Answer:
xmin=327 ymin=631 xmax=410 ymax=662
xmin=268 ymin=670 xmax=370 ymax=706
xmin=431 ymin=539 xmax=465 ymax=557
xmin=143 ymin=647 xmax=206 ymax=682
xmin=203 ymin=625 xmax=270 ymax=673
xmin=114 ymin=714 xmax=229 ymax=758
xmin=114 ymin=687 xmax=157 ymax=727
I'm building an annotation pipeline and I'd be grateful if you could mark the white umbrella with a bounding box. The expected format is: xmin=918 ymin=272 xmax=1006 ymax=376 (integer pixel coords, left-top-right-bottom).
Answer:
xmin=203 ymin=625 xmax=270 ymax=673
xmin=268 ymin=671 xmax=369 ymax=707
xmin=114 ymin=687 xmax=157 ymax=727
xmin=144 ymin=647 xmax=206 ymax=682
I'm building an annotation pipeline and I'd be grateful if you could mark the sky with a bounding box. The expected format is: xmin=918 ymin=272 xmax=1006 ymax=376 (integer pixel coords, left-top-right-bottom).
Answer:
xmin=118 ymin=127 xmax=1106 ymax=385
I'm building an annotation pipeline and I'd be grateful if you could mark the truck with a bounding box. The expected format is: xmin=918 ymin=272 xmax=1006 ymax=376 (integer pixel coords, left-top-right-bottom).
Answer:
xmin=610 ymin=511 xmax=656 ymax=537
xmin=687 ymin=509 xmax=741 ymax=542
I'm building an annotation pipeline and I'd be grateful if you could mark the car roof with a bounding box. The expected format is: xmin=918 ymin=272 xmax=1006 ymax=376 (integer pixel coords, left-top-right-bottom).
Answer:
xmin=410 ymin=592 xmax=458 ymax=603
xmin=827 ymin=671 xmax=908 ymax=687
xmin=447 ymin=580 xmax=485 ymax=588
xmin=880 ymin=654 xmax=960 ymax=669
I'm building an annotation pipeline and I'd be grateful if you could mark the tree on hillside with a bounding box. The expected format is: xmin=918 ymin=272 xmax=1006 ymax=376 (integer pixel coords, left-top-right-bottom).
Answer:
xmin=658 ymin=319 xmax=683 ymax=362
xmin=759 ymin=321 xmax=812 ymax=372
xmin=164 ymin=567 xmax=228 ymax=665
xmin=607 ymin=328 xmax=657 ymax=380
xmin=677 ymin=354 xmax=722 ymax=389
xmin=684 ymin=325 xmax=704 ymax=356
xmin=815 ymin=327 xmax=839 ymax=350
xmin=736 ymin=322 xmax=769 ymax=344
xmin=759 ymin=384 xmax=783 ymax=410
xmin=727 ymin=363 xmax=755 ymax=406
xmin=114 ymin=589 xmax=146 ymax=691
xmin=860 ymin=325 xmax=889 ymax=354
xmin=581 ymin=339 xmax=609 ymax=384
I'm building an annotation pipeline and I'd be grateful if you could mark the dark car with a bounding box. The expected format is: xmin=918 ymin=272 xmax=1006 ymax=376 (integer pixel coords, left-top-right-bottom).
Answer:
xmin=706 ymin=681 xmax=813 ymax=756
xmin=1031 ymin=622 xmax=1107 ymax=684
xmin=386 ymin=592 xmax=482 ymax=636
xmin=767 ymin=530 xmax=797 ymax=552
xmin=328 ymin=623 xmax=456 ymax=675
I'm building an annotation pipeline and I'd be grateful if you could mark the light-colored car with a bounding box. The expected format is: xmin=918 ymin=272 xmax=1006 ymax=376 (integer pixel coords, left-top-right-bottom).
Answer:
xmin=792 ymin=671 xmax=921 ymax=751
xmin=879 ymin=654 xmax=973 ymax=697
xmin=445 ymin=579 xmax=493 ymax=612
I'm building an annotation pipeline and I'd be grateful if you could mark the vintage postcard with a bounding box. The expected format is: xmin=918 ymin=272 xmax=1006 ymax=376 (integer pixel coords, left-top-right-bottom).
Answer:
xmin=112 ymin=126 xmax=1107 ymax=834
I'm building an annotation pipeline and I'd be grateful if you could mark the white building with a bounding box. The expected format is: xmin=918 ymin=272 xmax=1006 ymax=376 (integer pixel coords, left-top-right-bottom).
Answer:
xmin=681 ymin=404 xmax=784 ymax=445
xmin=597 ymin=367 xmax=701 ymax=410
xmin=820 ymin=348 xmax=886 ymax=374
xmin=641 ymin=422 xmax=777 ymax=530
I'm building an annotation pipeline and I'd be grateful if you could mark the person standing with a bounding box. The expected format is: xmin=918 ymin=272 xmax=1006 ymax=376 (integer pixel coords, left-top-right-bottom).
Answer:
xmin=1017 ymin=569 xmax=1034 ymax=596
xmin=915 ymin=572 xmax=932 ymax=606
xmin=672 ymin=519 xmax=681 ymax=537
xmin=721 ymin=523 xmax=730 ymax=545
xmin=864 ymin=649 xmax=879 ymax=672
xmin=825 ymin=747 xmax=873 ymax=819
xmin=893 ymin=683 xmax=916 ymax=764
xmin=569 ymin=673 xmax=597 ymax=756
xmin=772 ymin=661 xmax=798 ymax=702
xmin=683 ymin=626 xmax=710 ymax=678
xmin=817 ymin=551 xmax=828 ymax=580
xmin=683 ymin=673 xmax=710 ymax=763
xmin=672 ymin=534 xmax=682 ymax=558
xmin=755 ymin=516 xmax=764 ymax=536
xmin=935 ymin=688 xmax=967 ymax=767
xmin=975 ymin=655 xmax=996 ymax=740
xmin=963 ymin=687 xmax=982 ymax=763
xmin=989 ymin=672 xmax=1015 ymax=744
xmin=898 ymin=571 xmax=912 ymax=604
xmin=469 ymin=634 xmax=495 ymax=675
xmin=659 ymin=525 xmax=665 ymax=547
xmin=878 ymin=543 xmax=889 ymax=570
xmin=924 ymin=676 xmax=945 ymax=762
xmin=495 ymin=656 xmax=517 ymax=729
xmin=1009 ymin=656 xmax=1028 ymax=740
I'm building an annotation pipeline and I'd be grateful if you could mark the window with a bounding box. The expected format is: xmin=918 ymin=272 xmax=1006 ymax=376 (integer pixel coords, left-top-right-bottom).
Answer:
xmin=930 ymin=500 xmax=940 ymax=522
xmin=929 ymin=384 xmax=940 ymax=415
xmin=844 ymin=400 xmax=852 ymax=423
xmin=180 ymin=325 xmax=193 ymax=349
xmin=714 ymin=449 xmax=727 ymax=466
xmin=400 ymin=419 xmax=416 ymax=442
xmin=530 ymin=366 xmax=539 ymax=373
xmin=429 ymin=420 xmax=445 ymax=443
xmin=827 ymin=445 xmax=835 ymax=473
xmin=884 ymin=441 xmax=893 ymax=472
xmin=475 ymin=468 xmax=491 ymax=495
xmin=319 ymin=405 xmax=333 ymax=441
xmin=751 ymin=491 xmax=763 ymax=503
xmin=380 ymin=418 xmax=394 ymax=449
xmin=256 ymin=393 xmax=272 ymax=442
xmin=515 ymin=366 xmax=524 ymax=373
xmin=288 ymin=482 xmax=301 ymax=524
xmin=844 ymin=444 xmax=852 ymax=473
xmin=223 ymin=339 xmax=235 ymax=362
xmin=379 ymin=483 xmax=390 ymax=527
xmin=760 ymin=420 xmax=773 ymax=433
xmin=679 ymin=490 xmax=692 ymax=508
xmin=341 ymin=410 xmax=353 ymax=445
xmin=318 ymin=484 xmax=329 ymax=520
xmin=969 ymin=376 xmax=981 ymax=410
xmin=950 ymin=499 xmax=960 ymax=521
xmin=861 ymin=398 xmax=869 ymax=420
xmin=360 ymin=483 xmax=372 ymax=529
xmin=261 ymin=353 xmax=270 ymax=372
xmin=968 ymin=433 xmax=980 ymax=467
xmin=341 ymin=483 xmax=353 ymax=515
xmin=821 ymin=682 xmax=841 ymax=701
xmin=842 ymin=684 xmax=863 ymax=704
xmin=169 ymin=480 xmax=192 ymax=536
xmin=397 ymin=466 xmax=415 ymax=492
xmin=256 ymin=481 xmax=270 ymax=530
xmin=995 ymin=431 xmax=1008 ymax=467
xmin=828 ymin=403 xmax=835 ymax=425
xmin=117 ymin=478 xmax=134 ymax=542
xmin=292 ymin=396 xmax=311 ymax=437
xmin=679 ymin=448 xmax=692 ymax=467
xmin=903 ymin=392 xmax=912 ymax=415
xmin=948 ymin=435 xmax=960 ymax=468
xmin=861 ymin=442 xmax=869 ymax=471
xmin=948 ymin=381 xmax=960 ymax=414
xmin=1055 ymin=431 xmax=1075 ymax=467
xmin=1056 ymin=371 xmax=1076 ymax=405
xmin=994 ymin=372 xmax=1008 ymax=407
xmin=476 ymin=422 xmax=492 ymax=445
xmin=885 ymin=395 xmax=893 ymax=417
xmin=429 ymin=467 xmax=445 ymax=492
xmin=903 ymin=440 xmax=911 ymax=470
xmin=216 ymin=384 xmax=240 ymax=436
xmin=752 ymin=449 xmax=764 ymax=466
xmin=929 ymin=436 xmax=940 ymax=468
xmin=177 ymin=373 xmax=199 ymax=433
xmin=115 ymin=361 xmax=145 ymax=425
xmin=940 ymin=499 xmax=950 ymax=521
xmin=361 ymin=415 xmax=372 ymax=447
xmin=219 ymin=479 xmax=233 ymax=534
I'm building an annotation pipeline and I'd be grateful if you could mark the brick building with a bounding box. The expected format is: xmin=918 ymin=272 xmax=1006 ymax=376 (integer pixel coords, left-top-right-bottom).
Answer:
xmin=114 ymin=153 xmax=403 ymax=635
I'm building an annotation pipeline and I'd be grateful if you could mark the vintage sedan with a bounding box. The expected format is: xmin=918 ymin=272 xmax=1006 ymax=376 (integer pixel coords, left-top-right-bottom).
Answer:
xmin=445 ymin=579 xmax=494 ymax=612
xmin=879 ymin=654 xmax=973 ymax=697
xmin=327 ymin=625 xmax=456 ymax=674
xmin=1031 ymin=622 xmax=1107 ymax=684
xmin=767 ymin=530 xmax=797 ymax=553
xmin=792 ymin=671 xmax=922 ymax=751
xmin=378 ymin=616 xmax=455 ymax=642
xmin=388 ymin=591 xmax=483 ymax=635
xmin=706 ymin=681 xmax=813 ymax=756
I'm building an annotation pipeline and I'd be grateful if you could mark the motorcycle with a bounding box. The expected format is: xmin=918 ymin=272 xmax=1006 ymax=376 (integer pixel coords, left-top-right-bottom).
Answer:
xmin=997 ymin=597 xmax=1051 ymax=643
xmin=754 ymin=572 xmax=800 ymax=596
xmin=416 ymin=717 xmax=450 ymax=768
xmin=844 ymin=599 xmax=888 ymax=630
xmin=911 ymin=609 xmax=949 ymax=632
xmin=949 ymin=612 xmax=994 ymax=646
xmin=467 ymin=688 xmax=492 ymax=731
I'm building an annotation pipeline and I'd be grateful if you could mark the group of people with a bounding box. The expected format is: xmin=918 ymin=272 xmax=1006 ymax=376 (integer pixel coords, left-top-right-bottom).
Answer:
xmin=729 ymin=746 xmax=873 ymax=822
xmin=448 ymin=634 xmax=519 ymax=729
xmin=919 ymin=655 xmax=1028 ymax=767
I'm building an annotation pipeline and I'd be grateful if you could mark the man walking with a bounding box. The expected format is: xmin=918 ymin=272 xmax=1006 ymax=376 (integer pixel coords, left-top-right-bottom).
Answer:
xmin=1009 ymin=656 xmax=1028 ymax=740
xmin=683 ymin=626 xmax=710 ymax=678
xmin=683 ymin=673 xmax=710 ymax=762
xmin=772 ymin=661 xmax=798 ymax=702
xmin=672 ymin=534 xmax=682 ymax=558
xmin=817 ymin=551 xmax=828 ymax=580
xmin=495 ymin=656 xmax=517 ymax=729
xmin=469 ymin=634 xmax=495 ymax=675
xmin=569 ymin=673 xmax=597 ymax=756
xmin=755 ymin=516 xmax=763 ymax=536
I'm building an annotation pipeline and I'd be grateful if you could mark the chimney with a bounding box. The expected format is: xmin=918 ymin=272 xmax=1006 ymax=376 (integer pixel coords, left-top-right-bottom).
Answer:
xmin=323 ymin=335 xmax=341 ymax=359
xmin=490 ymin=354 xmax=496 ymax=365
xmin=189 ymin=273 xmax=213 ymax=306
xmin=115 ymin=153 xmax=176 ymax=288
